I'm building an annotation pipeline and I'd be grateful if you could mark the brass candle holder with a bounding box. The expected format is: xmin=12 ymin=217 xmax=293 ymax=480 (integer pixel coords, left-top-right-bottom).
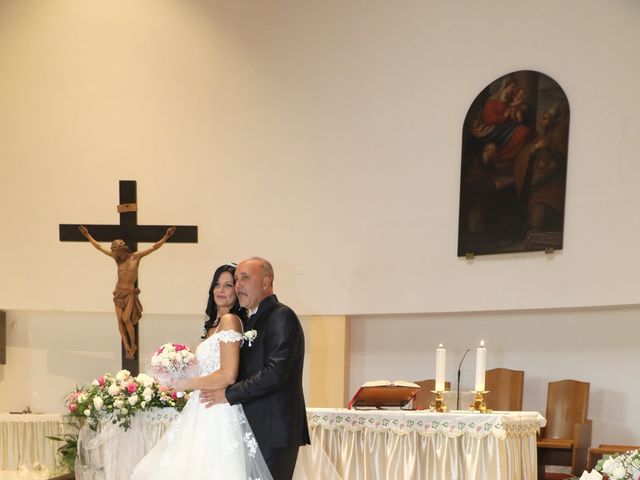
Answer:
xmin=430 ymin=390 xmax=448 ymax=412
xmin=469 ymin=390 xmax=492 ymax=413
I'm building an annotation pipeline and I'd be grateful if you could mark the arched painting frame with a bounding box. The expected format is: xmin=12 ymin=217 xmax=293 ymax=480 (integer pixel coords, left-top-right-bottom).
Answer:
xmin=457 ymin=70 xmax=570 ymax=256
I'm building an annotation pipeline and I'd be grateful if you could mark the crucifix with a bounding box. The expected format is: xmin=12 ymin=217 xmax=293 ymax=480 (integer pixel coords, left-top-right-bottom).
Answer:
xmin=59 ymin=180 xmax=198 ymax=375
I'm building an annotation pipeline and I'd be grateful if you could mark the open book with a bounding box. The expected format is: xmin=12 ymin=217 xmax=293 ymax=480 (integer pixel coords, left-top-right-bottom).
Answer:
xmin=348 ymin=380 xmax=421 ymax=409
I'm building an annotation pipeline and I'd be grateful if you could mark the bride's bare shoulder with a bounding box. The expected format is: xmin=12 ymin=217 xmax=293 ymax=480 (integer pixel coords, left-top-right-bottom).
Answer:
xmin=219 ymin=313 xmax=242 ymax=332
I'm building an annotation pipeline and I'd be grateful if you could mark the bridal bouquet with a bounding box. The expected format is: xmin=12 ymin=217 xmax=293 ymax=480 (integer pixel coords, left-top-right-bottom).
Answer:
xmin=149 ymin=343 xmax=199 ymax=387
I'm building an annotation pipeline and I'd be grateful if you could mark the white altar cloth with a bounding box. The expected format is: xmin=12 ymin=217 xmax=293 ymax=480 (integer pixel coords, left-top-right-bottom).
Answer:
xmin=0 ymin=413 xmax=66 ymax=471
xmin=306 ymin=408 xmax=546 ymax=480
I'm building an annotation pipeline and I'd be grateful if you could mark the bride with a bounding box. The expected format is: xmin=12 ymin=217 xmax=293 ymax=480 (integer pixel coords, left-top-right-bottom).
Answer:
xmin=130 ymin=263 xmax=273 ymax=479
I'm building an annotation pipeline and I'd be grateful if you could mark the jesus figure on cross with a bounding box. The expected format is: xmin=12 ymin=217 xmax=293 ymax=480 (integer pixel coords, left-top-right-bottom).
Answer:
xmin=78 ymin=225 xmax=176 ymax=359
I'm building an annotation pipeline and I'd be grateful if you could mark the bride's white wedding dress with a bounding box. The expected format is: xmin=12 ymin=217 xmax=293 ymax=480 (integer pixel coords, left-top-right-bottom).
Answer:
xmin=130 ymin=329 xmax=273 ymax=480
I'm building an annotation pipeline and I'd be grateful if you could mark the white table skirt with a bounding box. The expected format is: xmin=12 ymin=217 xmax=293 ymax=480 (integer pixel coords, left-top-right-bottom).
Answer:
xmin=74 ymin=408 xmax=330 ymax=480
xmin=75 ymin=409 xmax=179 ymax=480
xmin=74 ymin=408 xmax=545 ymax=480
xmin=0 ymin=413 xmax=66 ymax=471
xmin=306 ymin=408 xmax=546 ymax=480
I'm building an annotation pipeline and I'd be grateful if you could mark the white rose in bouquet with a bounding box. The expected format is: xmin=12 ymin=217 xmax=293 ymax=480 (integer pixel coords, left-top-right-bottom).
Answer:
xmin=136 ymin=373 xmax=155 ymax=388
xmin=602 ymin=457 xmax=617 ymax=473
xmin=142 ymin=387 xmax=153 ymax=402
xmin=93 ymin=397 xmax=104 ymax=410
xmin=115 ymin=369 xmax=131 ymax=382
xmin=612 ymin=465 xmax=626 ymax=480
xmin=579 ymin=469 xmax=602 ymax=480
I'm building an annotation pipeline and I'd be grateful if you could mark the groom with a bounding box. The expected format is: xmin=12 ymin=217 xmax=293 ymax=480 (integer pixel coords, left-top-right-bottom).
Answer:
xmin=201 ymin=257 xmax=310 ymax=479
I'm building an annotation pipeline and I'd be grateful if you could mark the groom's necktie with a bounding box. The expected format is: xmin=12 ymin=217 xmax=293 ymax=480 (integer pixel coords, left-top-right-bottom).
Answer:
xmin=246 ymin=308 xmax=258 ymax=329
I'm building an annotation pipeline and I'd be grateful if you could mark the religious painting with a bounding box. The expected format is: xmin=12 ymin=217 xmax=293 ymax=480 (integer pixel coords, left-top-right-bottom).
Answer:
xmin=457 ymin=70 xmax=570 ymax=256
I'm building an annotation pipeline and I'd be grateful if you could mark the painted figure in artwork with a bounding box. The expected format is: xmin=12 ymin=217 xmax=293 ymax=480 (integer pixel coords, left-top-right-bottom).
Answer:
xmin=78 ymin=225 xmax=175 ymax=358
xmin=470 ymin=76 xmax=534 ymax=162
xmin=513 ymin=102 xmax=569 ymax=232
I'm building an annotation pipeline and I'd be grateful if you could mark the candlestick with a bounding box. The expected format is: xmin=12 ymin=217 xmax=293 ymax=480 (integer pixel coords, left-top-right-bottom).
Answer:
xmin=469 ymin=390 xmax=491 ymax=413
xmin=474 ymin=340 xmax=486 ymax=392
xmin=430 ymin=390 xmax=448 ymax=413
xmin=435 ymin=344 xmax=446 ymax=392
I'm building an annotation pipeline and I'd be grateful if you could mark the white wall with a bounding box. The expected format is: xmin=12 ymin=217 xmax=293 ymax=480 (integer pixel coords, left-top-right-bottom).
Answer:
xmin=1 ymin=0 xmax=639 ymax=315
xmin=350 ymin=305 xmax=640 ymax=446
xmin=0 ymin=310 xmax=199 ymax=413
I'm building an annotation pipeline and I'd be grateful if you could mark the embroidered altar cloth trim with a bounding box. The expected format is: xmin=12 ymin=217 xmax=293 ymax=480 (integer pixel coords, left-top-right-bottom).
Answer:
xmin=307 ymin=408 xmax=546 ymax=439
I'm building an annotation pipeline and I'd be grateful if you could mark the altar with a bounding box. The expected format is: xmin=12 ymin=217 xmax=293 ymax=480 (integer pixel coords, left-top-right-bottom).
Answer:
xmin=307 ymin=408 xmax=546 ymax=480
xmin=0 ymin=413 xmax=67 ymax=471
xmin=74 ymin=407 xmax=545 ymax=480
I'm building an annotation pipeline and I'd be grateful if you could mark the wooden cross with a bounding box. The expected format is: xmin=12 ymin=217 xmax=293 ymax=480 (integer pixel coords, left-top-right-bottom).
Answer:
xmin=59 ymin=180 xmax=198 ymax=375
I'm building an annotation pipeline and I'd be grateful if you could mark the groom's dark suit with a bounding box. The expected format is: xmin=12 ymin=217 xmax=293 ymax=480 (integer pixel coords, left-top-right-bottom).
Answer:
xmin=225 ymin=294 xmax=310 ymax=478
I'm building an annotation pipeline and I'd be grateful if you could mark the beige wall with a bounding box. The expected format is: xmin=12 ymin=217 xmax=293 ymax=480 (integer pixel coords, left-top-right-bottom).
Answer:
xmin=1 ymin=0 xmax=639 ymax=315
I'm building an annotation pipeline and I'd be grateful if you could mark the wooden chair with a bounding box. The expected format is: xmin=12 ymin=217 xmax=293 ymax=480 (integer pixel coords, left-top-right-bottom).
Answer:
xmin=413 ymin=379 xmax=451 ymax=410
xmin=537 ymin=379 xmax=592 ymax=480
xmin=484 ymin=367 xmax=524 ymax=411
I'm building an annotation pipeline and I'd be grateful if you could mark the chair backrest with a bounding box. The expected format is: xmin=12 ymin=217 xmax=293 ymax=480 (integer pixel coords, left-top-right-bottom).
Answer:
xmin=485 ymin=368 xmax=525 ymax=411
xmin=545 ymin=379 xmax=590 ymax=439
xmin=414 ymin=379 xmax=451 ymax=409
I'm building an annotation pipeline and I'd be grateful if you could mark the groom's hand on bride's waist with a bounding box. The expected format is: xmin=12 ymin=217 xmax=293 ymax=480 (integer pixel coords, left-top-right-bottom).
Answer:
xmin=200 ymin=388 xmax=227 ymax=408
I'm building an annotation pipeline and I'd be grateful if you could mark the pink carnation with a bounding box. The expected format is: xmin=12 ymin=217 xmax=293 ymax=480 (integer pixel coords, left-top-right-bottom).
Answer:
xmin=97 ymin=376 xmax=106 ymax=387
xmin=127 ymin=383 xmax=137 ymax=394
xmin=174 ymin=344 xmax=186 ymax=352
xmin=159 ymin=385 xmax=170 ymax=393
xmin=68 ymin=403 xmax=77 ymax=412
xmin=171 ymin=391 xmax=178 ymax=400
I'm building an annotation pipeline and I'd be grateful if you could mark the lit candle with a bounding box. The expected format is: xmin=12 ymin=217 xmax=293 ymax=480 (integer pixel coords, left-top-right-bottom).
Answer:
xmin=435 ymin=344 xmax=446 ymax=392
xmin=474 ymin=340 xmax=487 ymax=392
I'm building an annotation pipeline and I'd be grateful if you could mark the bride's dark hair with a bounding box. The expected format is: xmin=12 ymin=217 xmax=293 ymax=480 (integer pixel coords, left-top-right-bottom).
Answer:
xmin=201 ymin=263 xmax=243 ymax=339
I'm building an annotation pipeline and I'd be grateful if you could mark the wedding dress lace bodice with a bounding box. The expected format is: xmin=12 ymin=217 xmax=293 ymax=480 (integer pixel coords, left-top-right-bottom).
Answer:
xmin=196 ymin=329 xmax=244 ymax=375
